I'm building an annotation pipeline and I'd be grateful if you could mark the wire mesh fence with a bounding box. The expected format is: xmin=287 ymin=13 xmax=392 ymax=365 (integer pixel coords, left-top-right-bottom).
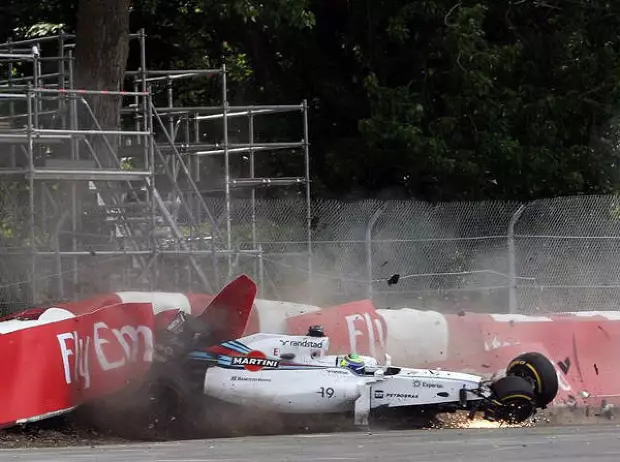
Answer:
xmin=514 ymin=196 xmax=620 ymax=313
xmin=2 ymin=192 xmax=620 ymax=315
xmin=224 ymin=195 xmax=620 ymax=314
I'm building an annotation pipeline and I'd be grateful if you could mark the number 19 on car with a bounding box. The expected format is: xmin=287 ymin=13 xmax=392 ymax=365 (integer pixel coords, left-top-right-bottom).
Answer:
xmin=318 ymin=387 xmax=335 ymax=398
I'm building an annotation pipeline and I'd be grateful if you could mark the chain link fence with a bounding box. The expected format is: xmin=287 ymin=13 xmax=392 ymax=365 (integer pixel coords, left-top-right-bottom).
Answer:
xmin=198 ymin=195 xmax=620 ymax=314
xmin=2 ymin=191 xmax=620 ymax=315
xmin=223 ymin=195 xmax=620 ymax=314
xmin=514 ymin=196 xmax=620 ymax=314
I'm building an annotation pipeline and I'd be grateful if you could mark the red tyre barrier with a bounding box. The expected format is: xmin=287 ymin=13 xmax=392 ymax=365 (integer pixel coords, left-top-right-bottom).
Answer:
xmin=243 ymin=299 xmax=322 ymax=335
xmin=377 ymin=309 xmax=620 ymax=407
xmin=281 ymin=302 xmax=620 ymax=408
xmin=56 ymin=291 xmax=211 ymax=317
xmin=377 ymin=308 xmax=449 ymax=365
xmin=0 ymin=275 xmax=258 ymax=429
xmin=286 ymin=300 xmax=388 ymax=358
xmin=7 ymin=277 xmax=620 ymax=425
xmin=0 ymin=302 xmax=155 ymax=428
xmin=569 ymin=321 xmax=620 ymax=402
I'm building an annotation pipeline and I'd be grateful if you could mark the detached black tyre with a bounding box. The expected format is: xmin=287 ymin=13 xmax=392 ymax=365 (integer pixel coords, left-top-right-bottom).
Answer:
xmin=114 ymin=363 xmax=204 ymax=441
xmin=140 ymin=376 xmax=194 ymax=439
xmin=506 ymin=352 xmax=559 ymax=408
xmin=489 ymin=375 xmax=536 ymax=424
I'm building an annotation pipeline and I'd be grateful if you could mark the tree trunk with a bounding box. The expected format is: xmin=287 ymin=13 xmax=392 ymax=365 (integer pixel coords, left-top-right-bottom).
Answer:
xmin=74 ymin=0 xmax=131 ymax=169
xmin=72 ymin=0 xmax=134 ymax=283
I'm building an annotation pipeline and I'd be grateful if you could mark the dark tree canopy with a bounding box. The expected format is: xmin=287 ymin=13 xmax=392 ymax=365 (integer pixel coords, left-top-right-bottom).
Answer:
xmin=2 ymin=0 xmax=620 ymax=202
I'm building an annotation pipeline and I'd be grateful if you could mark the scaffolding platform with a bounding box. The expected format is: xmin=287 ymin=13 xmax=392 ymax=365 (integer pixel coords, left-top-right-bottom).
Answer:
xmin=229 ymin=177 xmax=307 ymax=188
xmin=0 ymin=28 xmax=313 ymax=306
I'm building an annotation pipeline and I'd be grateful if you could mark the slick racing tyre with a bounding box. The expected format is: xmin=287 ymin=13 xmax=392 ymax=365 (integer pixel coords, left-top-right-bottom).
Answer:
xmin=506 ymin=352 xmax=559 ymax=408
xmin=489 ymin=375 xmax=536 ymax=424
xmin=139 ymin=363 xmax=206 ymax=440
xmin=111 ymin=363 xmax=204 ymax=441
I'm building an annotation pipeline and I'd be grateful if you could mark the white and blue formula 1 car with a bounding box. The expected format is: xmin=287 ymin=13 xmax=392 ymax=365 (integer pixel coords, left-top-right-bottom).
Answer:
xmin=106 ymin=319 xmax=559 ymax=439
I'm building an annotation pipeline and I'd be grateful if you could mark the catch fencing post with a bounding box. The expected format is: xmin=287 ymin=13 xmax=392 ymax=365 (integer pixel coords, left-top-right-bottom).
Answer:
xmin=508 ymin=204 xmax=526 ymax=314
xmin=366 ymin=204 xmax=386 ymax=300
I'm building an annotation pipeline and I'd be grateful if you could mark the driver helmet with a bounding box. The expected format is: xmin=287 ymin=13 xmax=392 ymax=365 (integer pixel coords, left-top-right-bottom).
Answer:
xmin=340 ymin=353 xmax=365 ymax=373
xmin=307 ymin=325 xmax=325 ymax=337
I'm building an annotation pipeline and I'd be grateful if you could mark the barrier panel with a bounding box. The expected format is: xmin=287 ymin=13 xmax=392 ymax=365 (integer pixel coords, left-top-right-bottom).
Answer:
xmin=244 ymin=299 xmax=322 ymax=334
xmin=0 ymin=275 xmax=257 ymax=429
xmin=5 ymin=278 xmax=620 ymax=429
xmin=254 ymin=300 xmax=620 ymax=408
xmin=285 ymin=300 xmax=387 ymax=359
xmin=0 ymin=302 xmax=155 ymax=428
xmin=437 ymin=312 xmax=620 ymax=406
xmin=55 ymin=292 xmax=213 ymax=317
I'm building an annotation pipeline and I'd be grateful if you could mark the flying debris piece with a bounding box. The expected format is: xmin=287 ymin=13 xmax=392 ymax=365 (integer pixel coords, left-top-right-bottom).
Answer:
xmin=387 ymin=274 xmax=400 ymax=286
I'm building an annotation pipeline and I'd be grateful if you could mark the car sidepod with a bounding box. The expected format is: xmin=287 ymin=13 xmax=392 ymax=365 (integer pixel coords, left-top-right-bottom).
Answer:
xmin=370 ymin=372 xmax=483 ymax=410
xmin=203 ymin=366 xmax=367 ymax=415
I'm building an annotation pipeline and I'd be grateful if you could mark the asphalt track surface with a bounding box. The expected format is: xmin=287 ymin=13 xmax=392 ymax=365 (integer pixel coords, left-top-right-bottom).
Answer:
xmin=1 ymin=425 xmax=620 ymax=462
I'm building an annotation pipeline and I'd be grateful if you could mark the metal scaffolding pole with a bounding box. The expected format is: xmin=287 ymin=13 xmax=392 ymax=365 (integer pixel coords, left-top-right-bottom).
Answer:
xmin=33 ymin=249 xmax=261 ymax=257
xmin=0 ymin=72 xmax=62 ymax=85
xmin=126 ymin=69 xmax=222 ymax=77
xmin=193 ymin=142 xmax=304 ymax=156
xmin=0 ymin=28 xmax=314 ymax=304
xmin=35 ymin=88 xmax=149 ymax=96
xmin=58 ymin=32 xmax=66 ymax=130
xmin=0 ymin=53 xmax=36 ymax=60
xmin=222 ymin=65 xmax=233 ymax=279
xmin=150 ymin=104 xmax=222 ymax=285
xmin=26 ymin=86 xmax=37 ymax=304
xmin=167 ymin=76 xmax=177 ymax=181
xmin=0 ymin=34 xmax=74 ymax=48
xmin=6 ymin=39 xmax=16 ymax=168
xmin=139 ymin=28 xmax=148 ymax=157
xmin=146 ymin=89 xmax=158 ymax=292
xmin=33 ymin=48 xmax=40 ymax=131
xmin=138 ymin=104 xmax=303 ymax=114
xmin=248 ymin=110 xmax=258 ymax=282
xmin=68 ymin=48 xmax=79 ymax=291
xmin=195 ymin=107 xmax=303 ymax=120
xmin=249 ymin=111 xmax=257 ymax=252
xmin=303 ymin=99 xmax=313 ymax=302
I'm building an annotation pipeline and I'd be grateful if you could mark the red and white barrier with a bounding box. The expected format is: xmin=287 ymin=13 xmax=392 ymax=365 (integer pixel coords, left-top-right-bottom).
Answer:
xmin=286 ymin=300 xmax=388 ymax=359
xmin=244 ymin=299 xmax=322 ymax=334
xmin=442 ymin=311 xmax=620 ymax=407
xmin=0 ymin=302 xmax=155 ymax=427
xmin=0 ymin=275 xmax=257 ymax=429
xmin=56 ymin=291 xmax=215 ymax=317
xmin=4 ymin=273 xmax=620 ymax=429
xmin=278 ymin=302 xmax=620 ymax=408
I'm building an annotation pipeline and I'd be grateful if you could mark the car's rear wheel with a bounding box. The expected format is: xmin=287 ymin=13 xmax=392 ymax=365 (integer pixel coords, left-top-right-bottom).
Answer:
xmin=101 ymin=363 xmax=204 ymax=441
xmin=139 ymin=378 xmax=195 ymax=439
xmin=506 ymin=352 xmax=559 ymax=408
xmin=488 ymin=375 xmax=536 ymax=424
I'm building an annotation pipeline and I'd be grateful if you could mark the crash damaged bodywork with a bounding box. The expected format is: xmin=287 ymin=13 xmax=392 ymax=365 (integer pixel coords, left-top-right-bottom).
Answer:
xmin=134 ymin=315 xmax=559 ymax=436
xmin=0 ymin=274 xmax=558 ymax=438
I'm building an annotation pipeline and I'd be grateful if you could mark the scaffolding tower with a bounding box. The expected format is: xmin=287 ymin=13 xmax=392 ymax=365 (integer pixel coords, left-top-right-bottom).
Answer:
xmin=0 ymin=29 xmax=312 ymax=308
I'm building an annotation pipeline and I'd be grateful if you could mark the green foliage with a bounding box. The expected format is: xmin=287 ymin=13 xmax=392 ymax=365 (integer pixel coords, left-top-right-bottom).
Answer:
xmin=13 ymin=22 xmax=66 ymax=38
xmin=337 ymin=0 xmax=620 ymax=201
xmin=3 ymin=0 xmax=620 ymax=202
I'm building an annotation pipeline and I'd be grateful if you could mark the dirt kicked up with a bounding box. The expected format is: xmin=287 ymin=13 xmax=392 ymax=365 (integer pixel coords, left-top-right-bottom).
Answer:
xmin=0 ymin=416 xmax=127 ymax=449
xmin=1 ymin=405 xmax=617 ymax=449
